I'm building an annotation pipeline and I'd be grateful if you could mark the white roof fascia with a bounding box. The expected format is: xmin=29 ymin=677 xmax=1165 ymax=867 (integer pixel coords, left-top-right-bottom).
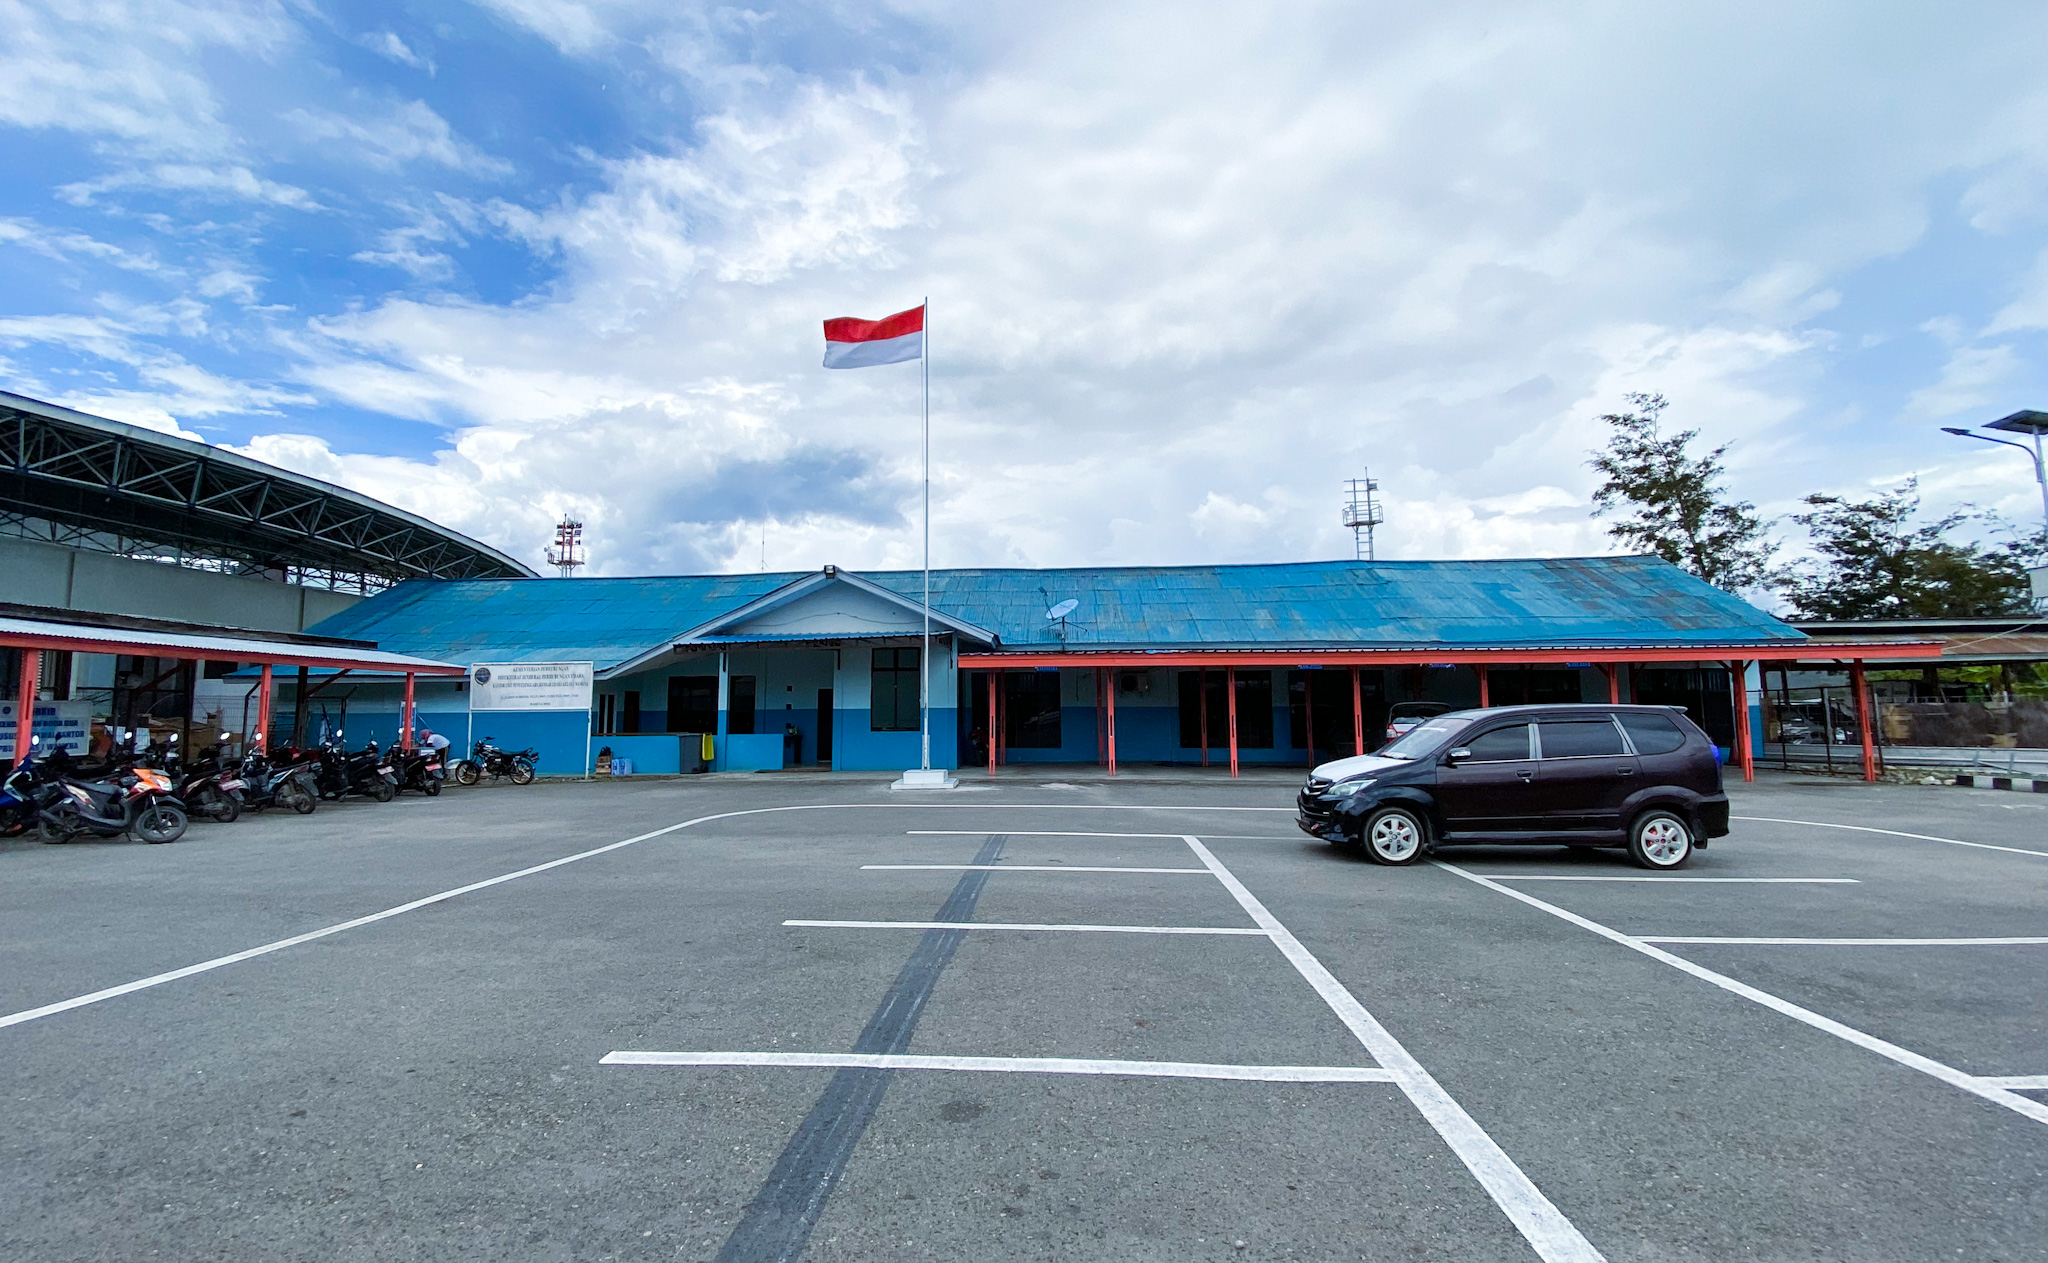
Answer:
xmin=593 ymin=568 xmax=998 ymax=681
xmin=0 ymin=616 xmax=465 ymax=673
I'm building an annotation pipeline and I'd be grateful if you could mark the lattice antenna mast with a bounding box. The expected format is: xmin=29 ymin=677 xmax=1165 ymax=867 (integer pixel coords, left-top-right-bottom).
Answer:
xmin=546 ymin=518 xmax=586 ymax=578
xmin=1342 ymin=474 xmax=1384 ymax=561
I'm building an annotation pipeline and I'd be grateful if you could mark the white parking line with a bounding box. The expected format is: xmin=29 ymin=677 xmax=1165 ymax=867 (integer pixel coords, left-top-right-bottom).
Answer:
xmin=1640 ymin=936 xmax=2048 ymax=946
xmin=783 ymin=919 xmax=1270 ymax=936
xmin=1978 ymin=1075 xmax=2048 ymax=1090
xmin=862 ymin=864 xmax=1210 ymax=874
xmin=1471 ymin=876 xmax=1858 ymax=884
xmin=1435 ymin=862 xmax=2048 ymax=1129
xmin=1734 ymin=816 xmax=2048 ymax=859
xmin=1185 ymin=837 xmax=1605 ymax=1263
xmin=907 ymin=829 xmax=1191 ymax=838
xmin=599 ymin=1051 xmax=1397 ymax=1083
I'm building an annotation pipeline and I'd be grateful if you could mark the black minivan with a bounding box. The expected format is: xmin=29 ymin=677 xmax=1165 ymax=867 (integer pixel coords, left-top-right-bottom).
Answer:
xmin=1295 ymin=703 xmax=1729 ymax=869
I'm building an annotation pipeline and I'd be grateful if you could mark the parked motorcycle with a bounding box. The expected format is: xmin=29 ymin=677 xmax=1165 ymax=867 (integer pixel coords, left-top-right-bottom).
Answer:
xmin=37 ymin=764 xmax=187 ymax=844
xmin=171 ymin=741 xmax=244 ymax=823
xmin=0 ymin=744 xmax=41 ymax=838
xmin=238 ymin=750 xmax=318 ymax=815
xmin=394 ymin=745 xmax=444 ymax=796
xmin=452 ymin=739 xmax=537 ymax=786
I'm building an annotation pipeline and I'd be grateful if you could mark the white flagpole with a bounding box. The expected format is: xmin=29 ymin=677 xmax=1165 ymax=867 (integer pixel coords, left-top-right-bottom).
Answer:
xmin=920 ymin=296 xmax=932 ymax=770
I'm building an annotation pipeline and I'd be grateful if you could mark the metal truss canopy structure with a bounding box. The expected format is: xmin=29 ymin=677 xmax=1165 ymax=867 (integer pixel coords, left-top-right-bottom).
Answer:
xmin=1 ymin=391 xmax=535 ymax=586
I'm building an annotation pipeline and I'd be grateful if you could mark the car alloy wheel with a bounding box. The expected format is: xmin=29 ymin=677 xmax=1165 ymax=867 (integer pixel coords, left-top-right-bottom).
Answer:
xmin=1629 ymin=810 xmax=1693 ymax=869
xmin=1361 ymin=806 xmax=1426 ymax=866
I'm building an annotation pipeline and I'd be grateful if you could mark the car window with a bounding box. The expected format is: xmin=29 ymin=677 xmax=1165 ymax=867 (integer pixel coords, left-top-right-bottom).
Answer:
xmin=1537 ymin=720 xmax=1626 ymax=759
xmin=1459 ymin=723 xmax=1531 ymax=762
xmin=1617 ymin=712 xmax=1687 ymax=755
xmin=1378 ymin=716 xmax=1469 ymax=760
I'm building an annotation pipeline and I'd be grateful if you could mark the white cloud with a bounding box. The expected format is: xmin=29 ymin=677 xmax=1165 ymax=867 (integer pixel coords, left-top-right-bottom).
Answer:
xmin=360 ymin=30 xmax=433 ymax=74
xmin=58 ymin=163 xmax=318 ymax=209
xmin=1908 ymin=345 xmax=2020 ymax=418
xmin=0 ymin=217 xmax=164 ymax=272
xmin=287 ymin=100 xmax=510 ymax=175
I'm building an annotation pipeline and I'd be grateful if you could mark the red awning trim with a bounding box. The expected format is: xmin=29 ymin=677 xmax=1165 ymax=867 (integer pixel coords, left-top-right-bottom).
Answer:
xmin=959 ymin=642 xmax=1941 ymax=668
xmin=0 ymin=627 xmax=465 ymax=675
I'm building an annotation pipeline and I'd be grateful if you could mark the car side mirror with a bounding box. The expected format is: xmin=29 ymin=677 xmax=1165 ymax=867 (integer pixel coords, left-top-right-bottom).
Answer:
xmin=1444 ymin=747 xmax=1472 ymax=765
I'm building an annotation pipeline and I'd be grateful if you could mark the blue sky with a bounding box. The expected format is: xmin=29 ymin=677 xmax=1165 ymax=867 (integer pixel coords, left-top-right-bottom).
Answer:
xmin=5 ymin=2 xmax=2048 ymax=582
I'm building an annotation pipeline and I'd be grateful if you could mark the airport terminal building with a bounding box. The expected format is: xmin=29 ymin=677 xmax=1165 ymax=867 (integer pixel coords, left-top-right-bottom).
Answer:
xmin=301 ymin=555 xmax=1877 ymax=778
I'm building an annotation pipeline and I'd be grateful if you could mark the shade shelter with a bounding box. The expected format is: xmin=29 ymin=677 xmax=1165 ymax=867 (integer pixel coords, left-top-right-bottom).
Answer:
xmin=1 ymin=602 xmax=465 ymax=762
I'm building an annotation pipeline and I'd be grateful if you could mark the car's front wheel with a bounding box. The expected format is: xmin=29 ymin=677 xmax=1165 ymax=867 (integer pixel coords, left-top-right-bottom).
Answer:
xmin=1361 ymin=805 xmax=1427 ymax=866
xmin=1628 ymin=809 xmax=1694 ymax=870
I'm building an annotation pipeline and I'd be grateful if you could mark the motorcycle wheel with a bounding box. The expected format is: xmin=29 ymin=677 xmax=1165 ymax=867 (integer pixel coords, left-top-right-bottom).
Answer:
xmin=371 ymin=780 xmax=396 ymax=803
xmin=205 ymin=789 xmax=241 ymax=824
xmin=453 ymin=760 xmax=480 ymax=787
xmin=285 ymin=787 xmax=317 ymax=815
xmin=135 ymin=803 xmax=188 ymax=844
xmin=510 ymin=758 xmax=536 ymax=786
xmin=424 ymin=776 xmax=441 ymax=797
xmin=39 ymin=801 xmax=80 ymax=844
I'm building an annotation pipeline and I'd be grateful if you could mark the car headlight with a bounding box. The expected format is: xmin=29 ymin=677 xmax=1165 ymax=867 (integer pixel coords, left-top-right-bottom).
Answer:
xmin=1328 ymin=778 xmax=1375 ymax=797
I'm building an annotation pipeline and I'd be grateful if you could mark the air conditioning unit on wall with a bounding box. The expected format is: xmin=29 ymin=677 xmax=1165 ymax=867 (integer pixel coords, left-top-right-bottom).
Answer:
xmin=1118 ymin=671 xmax=1151 ymax=696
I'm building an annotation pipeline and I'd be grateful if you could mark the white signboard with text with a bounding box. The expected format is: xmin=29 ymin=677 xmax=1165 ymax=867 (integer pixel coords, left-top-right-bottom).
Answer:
xmin=0 ymin=700 xmax=92 ymax=761
xmin=468 ymin=662 xmax=594 ymax=711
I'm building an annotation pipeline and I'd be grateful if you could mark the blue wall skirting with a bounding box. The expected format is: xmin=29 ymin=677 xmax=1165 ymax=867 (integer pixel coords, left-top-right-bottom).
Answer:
xmin=989 ymin=704 xmax=1320 ymax=765
xmin=835 ymin=707 xmax=957 ymax=771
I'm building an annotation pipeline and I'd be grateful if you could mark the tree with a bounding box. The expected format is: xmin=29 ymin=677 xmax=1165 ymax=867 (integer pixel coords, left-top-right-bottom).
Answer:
xmin=1778 ymin=479 xmax=2039 ymax=620
xmin=1587 ymin=393 xmax=1777 ymax=592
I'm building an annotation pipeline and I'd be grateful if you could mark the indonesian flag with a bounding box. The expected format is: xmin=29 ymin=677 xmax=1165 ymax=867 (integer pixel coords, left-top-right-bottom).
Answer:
xmin=822 ymin=304 xmax=924 ymax=369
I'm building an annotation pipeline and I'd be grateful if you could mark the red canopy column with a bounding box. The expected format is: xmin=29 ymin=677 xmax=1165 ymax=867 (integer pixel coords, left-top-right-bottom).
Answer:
xmin=988 ymin=669 xmax=999 ymax=776
xmin=1226 ymin=666 xmax=1239 ymax=778
xmin=1729 ymin=660 xmax=1754 ymax=783
xmin=1600 ymin=663 xmax=1619 ymax=704
xmin=1851 ymin=659 xmax=1877 ymax=783
xmin=401 ymin=672 xmax=417 ymax=751
xmin=12 ymin=650 xmax=40 ymax=765
xmin=1106 ymin=670 xmax=1118 ymax=776
xmin=1477 ymin=664 xmax=1490 ymax=708
xmin=256 ymin=663 xmax=274 ymax=751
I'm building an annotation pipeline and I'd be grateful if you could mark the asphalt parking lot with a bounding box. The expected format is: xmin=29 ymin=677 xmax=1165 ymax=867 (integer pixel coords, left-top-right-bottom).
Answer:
xmin=3 ymin=771 xmax=2045 ymax=1262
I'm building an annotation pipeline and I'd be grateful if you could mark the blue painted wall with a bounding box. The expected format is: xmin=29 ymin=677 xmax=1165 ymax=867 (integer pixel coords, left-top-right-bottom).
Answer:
xmin=835 ymin=707 xmax=958 ymax=771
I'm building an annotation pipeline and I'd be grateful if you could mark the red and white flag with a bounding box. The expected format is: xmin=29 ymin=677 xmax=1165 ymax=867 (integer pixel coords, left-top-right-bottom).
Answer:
xmin=822 ymin=304 xmax=924 ymax=369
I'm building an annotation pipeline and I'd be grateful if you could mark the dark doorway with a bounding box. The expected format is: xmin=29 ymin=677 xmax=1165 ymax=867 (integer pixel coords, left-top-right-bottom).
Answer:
xmin=1484 ymin=668 xmax=1584 ymax=705
xmin=1178 ymin=670 xmax=1227 ymax=749
xmin=621 ymin=690 xmax=641 ymax=734
xmin=1004 ymin=671 xmax=1062 ymax=748
xmin=1632 ymin=667 xmax=1735 ymax=748
xmin=817 ymin=688 xmax=834 ymax=763
xmin=668 ymin=676 xmax=717 ymax=733
xmin=728 ymin=675 xmax=758 ymax=735
xmin=1287 ymin=669 xmax=1375 ymax=758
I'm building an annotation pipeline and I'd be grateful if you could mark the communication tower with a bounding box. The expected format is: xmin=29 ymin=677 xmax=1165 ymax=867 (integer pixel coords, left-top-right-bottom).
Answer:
xmin=546 ymin=518 xmax=586 ymax=578
xmin=1343 ymin=474 xmax=1384 ymax=561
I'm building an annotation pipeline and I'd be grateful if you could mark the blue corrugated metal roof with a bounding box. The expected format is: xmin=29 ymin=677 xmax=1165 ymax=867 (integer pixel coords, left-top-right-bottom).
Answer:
xmin=306 ymin=556 xmax=1802 ymax=669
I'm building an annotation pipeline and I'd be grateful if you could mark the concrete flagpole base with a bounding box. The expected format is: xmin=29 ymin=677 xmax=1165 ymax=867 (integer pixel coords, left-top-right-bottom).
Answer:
xmin=891 ymin=768 xmax=959 ymax=791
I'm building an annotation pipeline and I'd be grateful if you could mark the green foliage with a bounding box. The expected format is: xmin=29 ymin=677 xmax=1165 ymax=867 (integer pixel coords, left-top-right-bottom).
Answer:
xmin=1587 ymin=393 xmax=1777 ymax=592
xmin=1779 ymin=479 xmax=2041 ymax=620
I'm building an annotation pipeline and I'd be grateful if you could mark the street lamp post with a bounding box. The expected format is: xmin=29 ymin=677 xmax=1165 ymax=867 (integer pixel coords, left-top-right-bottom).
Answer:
xmin=1941 ymin=409 xmax=2048 ymax=537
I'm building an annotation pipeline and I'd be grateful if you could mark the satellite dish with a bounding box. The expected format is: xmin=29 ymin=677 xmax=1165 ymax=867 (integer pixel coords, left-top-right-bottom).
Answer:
xmin=1046 ymin=598 xmax=1079 ymax=620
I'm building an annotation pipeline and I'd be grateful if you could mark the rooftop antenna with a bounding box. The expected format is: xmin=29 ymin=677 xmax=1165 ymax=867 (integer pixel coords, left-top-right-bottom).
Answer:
xmin=546 ymin=518 xmax=585 ymax=578
xmin=1343 ymin=472 xmax=1384 ymax=561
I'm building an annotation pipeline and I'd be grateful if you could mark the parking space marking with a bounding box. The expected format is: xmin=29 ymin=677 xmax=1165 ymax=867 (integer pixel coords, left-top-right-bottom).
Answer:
xmin=1184 ymin=837 xmax=1606 ymax=1263
xmin=1734 ymin=816 xmax=2048 ymax=859
xmin=908 ymin=829 xmax=1193 ymax=838
xmin=0 ymin=803 xmax=1291 ymax=1034
xmin=1436 ymin=862 xmax=2048 ymax=1129
xmin=862 ymin=864 xmax=1210 ymax=873
xmin=783 ymin=919 xmax=1270 ymax=935
xmin=1472 ymin=875 xmax=1858 ymax=884
xmin=1980 ymin=1075 xmax=2048 ymax=1090
xmin=601 ymin=1051 xmax=1399 ymax=1083
xmin=1640 ymin=936 xmax=2048 ymax=946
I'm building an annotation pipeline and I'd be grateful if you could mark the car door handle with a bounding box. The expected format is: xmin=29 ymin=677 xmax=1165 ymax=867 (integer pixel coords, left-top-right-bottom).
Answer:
xmin=1516 ymin=769 xmax=1535 ymax=780
xmin=1616 ymin=766 xmax=1635 ymax=776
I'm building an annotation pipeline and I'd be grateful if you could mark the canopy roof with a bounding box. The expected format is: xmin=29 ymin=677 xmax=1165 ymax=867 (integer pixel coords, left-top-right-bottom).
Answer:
xmin=0 ymin=603 xmax=464 ymax=674
xmin=1 ymin=391 xmax=534 ymax=583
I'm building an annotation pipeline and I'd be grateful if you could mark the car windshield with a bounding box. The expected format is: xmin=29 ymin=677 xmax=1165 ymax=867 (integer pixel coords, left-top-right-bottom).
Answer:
xmin=1376 ymin=715 xmax=1470 ymax=760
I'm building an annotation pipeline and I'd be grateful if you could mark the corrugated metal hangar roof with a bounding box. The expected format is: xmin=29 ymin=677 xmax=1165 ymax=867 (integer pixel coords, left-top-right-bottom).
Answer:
xmin=307 ymin=555 xmax=1804 ymax=671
